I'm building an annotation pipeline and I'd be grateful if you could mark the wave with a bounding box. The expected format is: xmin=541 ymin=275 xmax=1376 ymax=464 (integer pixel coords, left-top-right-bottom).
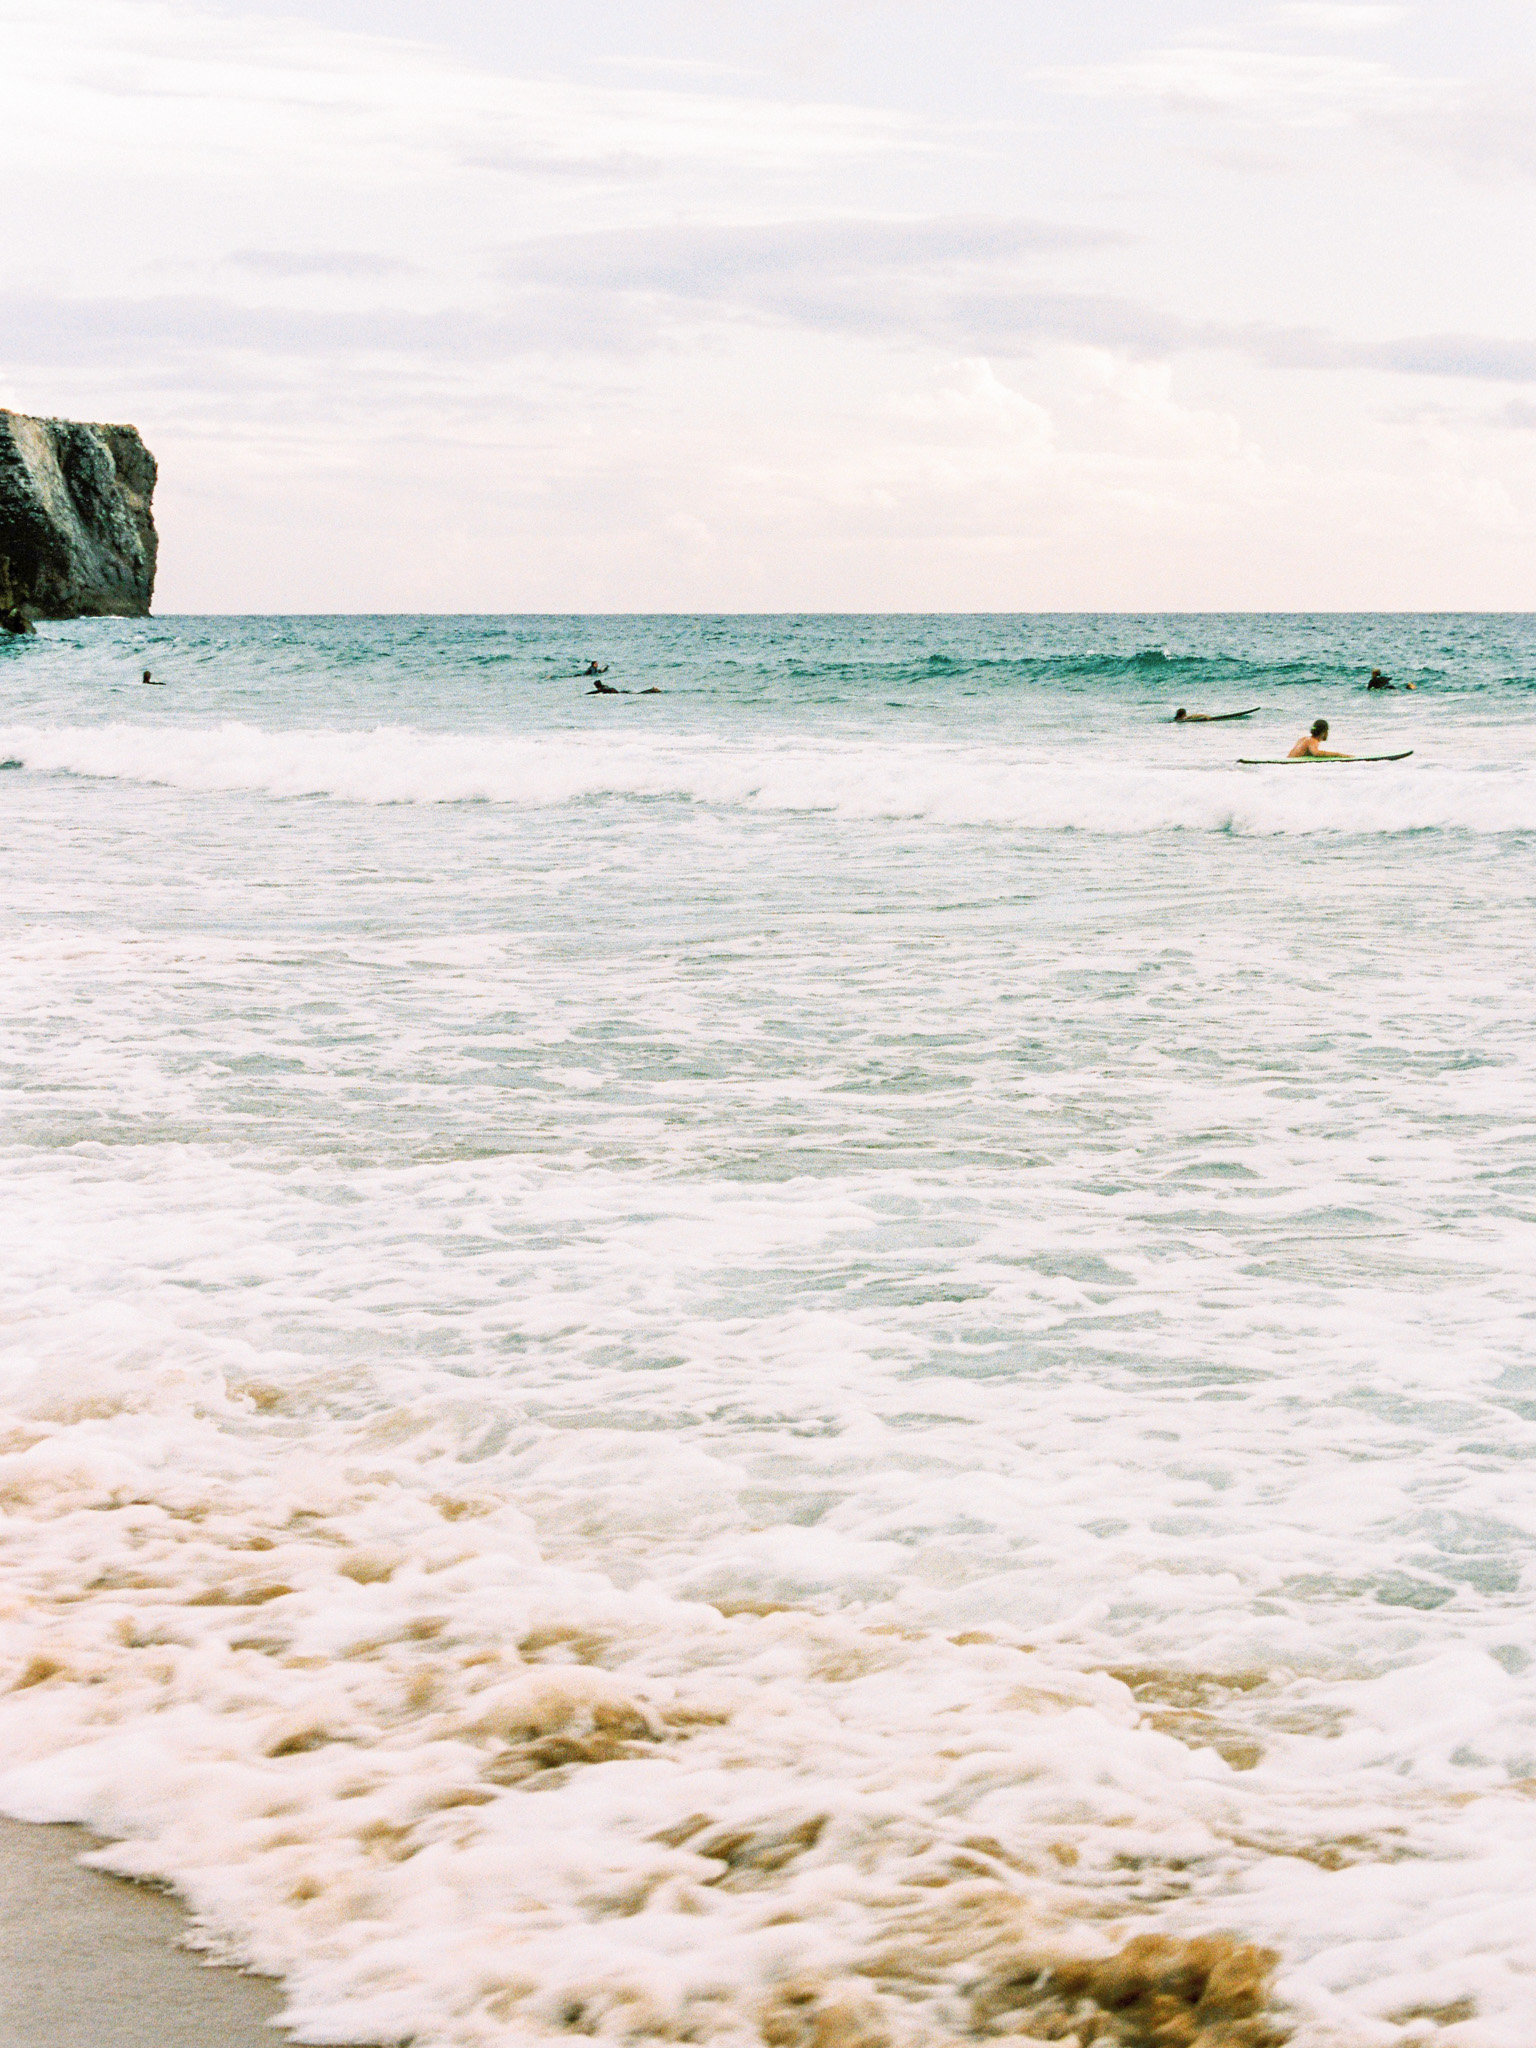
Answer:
xmin=777 ymin=648 xmax=1446 ymax=690
xmin=0 ymin=1158 xmax=1528 ymax=2048
xmin=1 ymin=720 xmax=1528 ymax=834
xmin=0 ymin=1330 xmax=1306 ymax=2048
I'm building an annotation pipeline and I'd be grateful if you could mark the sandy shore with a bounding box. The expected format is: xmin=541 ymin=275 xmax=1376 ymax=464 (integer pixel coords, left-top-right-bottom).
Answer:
xmin=0 ymin=1818 xmax=288 ymax=2048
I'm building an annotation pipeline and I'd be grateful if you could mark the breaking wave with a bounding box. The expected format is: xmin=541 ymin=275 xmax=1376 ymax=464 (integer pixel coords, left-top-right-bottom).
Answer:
xmin=0 ymin=719 xmax=1528 ymax=835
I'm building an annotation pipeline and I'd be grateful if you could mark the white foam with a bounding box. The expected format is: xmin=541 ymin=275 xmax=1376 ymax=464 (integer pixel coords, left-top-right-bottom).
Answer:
xmin=3 ymin=718 xmax=1531 ymax=833
xmin=7 ymin=659 xmax=1536 ymax=2047
xmin=4 ymin=1139 xmax=1536 ymax=2046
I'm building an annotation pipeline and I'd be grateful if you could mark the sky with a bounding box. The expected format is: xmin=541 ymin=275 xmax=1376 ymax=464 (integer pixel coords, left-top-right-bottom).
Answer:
xmin=3 ymin=0 xmax=1536 ymax=611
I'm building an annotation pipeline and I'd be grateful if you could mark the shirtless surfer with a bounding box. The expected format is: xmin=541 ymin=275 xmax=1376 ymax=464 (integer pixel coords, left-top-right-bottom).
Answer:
xmin=1173 ymin=708 xmax=1209 ymax=722
xmin=1288 ymin=719 xmax=1352 ymax=759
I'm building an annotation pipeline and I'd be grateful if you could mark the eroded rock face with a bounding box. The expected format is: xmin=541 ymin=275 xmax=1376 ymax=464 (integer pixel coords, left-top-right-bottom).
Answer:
xmin=0 ymin=410 xmax=157 ymax=630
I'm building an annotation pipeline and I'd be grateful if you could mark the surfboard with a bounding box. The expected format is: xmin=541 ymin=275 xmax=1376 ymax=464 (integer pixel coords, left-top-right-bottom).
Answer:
xmin=1237 ymin=751 xmax=1413 ymax=764
xmin=1172 ymin=708 xmax=1261 ymax=722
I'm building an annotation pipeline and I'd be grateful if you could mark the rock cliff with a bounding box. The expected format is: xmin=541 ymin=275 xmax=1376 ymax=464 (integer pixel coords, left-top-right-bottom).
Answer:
xmin=0 ymin=411 xmax=157 ymax=632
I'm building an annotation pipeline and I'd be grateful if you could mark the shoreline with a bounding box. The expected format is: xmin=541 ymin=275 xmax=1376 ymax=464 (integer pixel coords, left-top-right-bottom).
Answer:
xmin=0 ymin=1817 xmax=289 ymax=2048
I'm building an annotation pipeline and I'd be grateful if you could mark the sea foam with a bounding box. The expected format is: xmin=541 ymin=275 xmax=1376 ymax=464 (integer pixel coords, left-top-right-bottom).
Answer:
xmin=0 ymin=719 xmax=1525 ymax=834
xmin=7 ymin=613 xmax=1536 ymax=2048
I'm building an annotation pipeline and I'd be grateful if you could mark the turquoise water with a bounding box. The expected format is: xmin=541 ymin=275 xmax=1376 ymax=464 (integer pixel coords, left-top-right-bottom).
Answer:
xmin=9 ymin=609 xmax=1536 ymax=728
xmin=2 ymin=614 xmax=1536 ymax=2047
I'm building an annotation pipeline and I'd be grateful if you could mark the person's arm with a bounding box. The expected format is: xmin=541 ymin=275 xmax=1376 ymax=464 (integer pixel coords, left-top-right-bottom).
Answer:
xmin=1314 ymin=747 xmax=1353 ymax=759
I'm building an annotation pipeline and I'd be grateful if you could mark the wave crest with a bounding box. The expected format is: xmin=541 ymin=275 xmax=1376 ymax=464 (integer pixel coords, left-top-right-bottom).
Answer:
xmin=0 ymin=720 xmax=1519 ymax=835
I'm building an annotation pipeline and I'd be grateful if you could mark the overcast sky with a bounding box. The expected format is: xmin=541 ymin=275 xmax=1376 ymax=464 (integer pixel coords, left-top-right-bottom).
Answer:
xmin=4 ymin=0 xmax=1536 ymax=610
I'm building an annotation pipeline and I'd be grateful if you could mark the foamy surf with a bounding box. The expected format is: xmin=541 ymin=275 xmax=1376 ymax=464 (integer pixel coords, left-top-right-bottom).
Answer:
xmin=3 ymin=1136 xmax=1535 ymax=2048
xmin=0 ymin=718 xmax=1528 ymax=834
xmin=7 ymin=613 xmax=1536 ymax=2048
xmin=0 ymin=1336 xmax=1508 ymax=2048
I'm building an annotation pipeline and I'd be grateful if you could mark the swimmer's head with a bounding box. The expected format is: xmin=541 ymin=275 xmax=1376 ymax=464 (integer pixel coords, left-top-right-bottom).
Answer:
xmin=1174 ymin=707 xmax=1187 ymax=720
xmin=1312 ymin=719 xmax=1329 ymax=738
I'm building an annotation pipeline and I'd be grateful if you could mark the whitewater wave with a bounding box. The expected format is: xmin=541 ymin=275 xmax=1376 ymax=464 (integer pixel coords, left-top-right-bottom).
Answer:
xmin=0 ymin=1322 xmax=1496 ymax=2048
xmin=1 ymin=719 xmax=1528 ymax=835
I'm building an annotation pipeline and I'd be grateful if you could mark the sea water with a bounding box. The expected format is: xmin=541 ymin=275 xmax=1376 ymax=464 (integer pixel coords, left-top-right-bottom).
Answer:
xmin=2 ymin=613 xmax=1535 ymax=2047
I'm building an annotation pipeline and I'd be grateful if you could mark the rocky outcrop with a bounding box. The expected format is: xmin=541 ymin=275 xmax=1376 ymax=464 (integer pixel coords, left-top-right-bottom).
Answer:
xmin=0 ymin=411 xmax=157 ymax=632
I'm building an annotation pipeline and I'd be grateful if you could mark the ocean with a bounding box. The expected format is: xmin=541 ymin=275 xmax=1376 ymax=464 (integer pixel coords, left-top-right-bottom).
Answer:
xmin=2 ymin=612 xmax=1535 ymax=2048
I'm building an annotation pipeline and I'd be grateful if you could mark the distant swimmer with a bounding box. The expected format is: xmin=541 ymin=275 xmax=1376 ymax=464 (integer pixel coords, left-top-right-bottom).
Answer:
xmin=141 ymin=668 xmax=162 ymax=685
xmin=1288 ymin=719 xmax=1352 ymax=759
xmin=1367 ymin=668 xmax=1414 ymax=691
xmin=583 ymin=662 xmax=608 ymax=677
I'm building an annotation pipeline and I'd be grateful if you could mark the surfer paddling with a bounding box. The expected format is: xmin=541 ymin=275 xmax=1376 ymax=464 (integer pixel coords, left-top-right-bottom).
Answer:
xmin=1288 ymin=719 xmax=1352 ymax=760
xmin=1367 ymin=668 xmax=1414 ymax=691
xmin=1241 ymin=724 xmax=1412 ymax=763
xmin=1173 ymin=708 xmax=1208 ymax=721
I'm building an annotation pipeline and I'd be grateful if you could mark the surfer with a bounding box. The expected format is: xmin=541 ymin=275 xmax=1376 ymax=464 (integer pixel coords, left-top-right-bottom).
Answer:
xmin=1367 ymin=668 xmax=1414 ymax=691
xmin=583 ymin=662 xmax=608 ymax=677
xmin=590 ymin=678 xmax=620 ymax=694
xmin=1173 ymin=708 xmax=1209 ymax=722
xmin=1288 ymin=719 xmax=1352 ymax=760
xmin=142 ymin=668 xmax=161 ymax=685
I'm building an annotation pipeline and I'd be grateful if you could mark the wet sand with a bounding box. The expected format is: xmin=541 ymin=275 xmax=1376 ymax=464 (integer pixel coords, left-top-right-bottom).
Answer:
xmin=0 ymin=1818 xmax=287 ymax=2048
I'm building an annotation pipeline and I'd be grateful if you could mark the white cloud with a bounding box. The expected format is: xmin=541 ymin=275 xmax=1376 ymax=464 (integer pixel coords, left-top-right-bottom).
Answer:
xmin=860 ymin=352 xmax=1255 ymax=521
xmin=1408 ymin=77 xmax=1536 ymax=182
xmin=1 ymin=0 xmax=916 ymax=186
xmin=1027 ymin=24 xmax=1536 ymax=193
xmin=228 ymin=250 xmax=415 ymax=278
xmin=1274 ymin=3 xmax=1407 ymax=31
xmin=507 ymin=215 xmax=1122 ymax=293
xmin=1031 ymin=45 xmax=1438 ymax=128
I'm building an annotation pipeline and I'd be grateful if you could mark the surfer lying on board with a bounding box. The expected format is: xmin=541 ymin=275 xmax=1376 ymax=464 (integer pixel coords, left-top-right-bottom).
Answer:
xmin=1173 ymin=708 xmax=1208 ymax=721
xmin=589 ymin=680 xmax=663 ymax=694
xmin=1367 ymin=668 xmax=1414 ymax=691
xmin=1288 ymin=720 xmax=1352 ymax=759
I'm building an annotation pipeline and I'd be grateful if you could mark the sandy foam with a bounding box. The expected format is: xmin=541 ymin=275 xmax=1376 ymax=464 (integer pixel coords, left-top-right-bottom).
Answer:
xmin=5 ymin=1323 xmax=1536 ymax=2046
